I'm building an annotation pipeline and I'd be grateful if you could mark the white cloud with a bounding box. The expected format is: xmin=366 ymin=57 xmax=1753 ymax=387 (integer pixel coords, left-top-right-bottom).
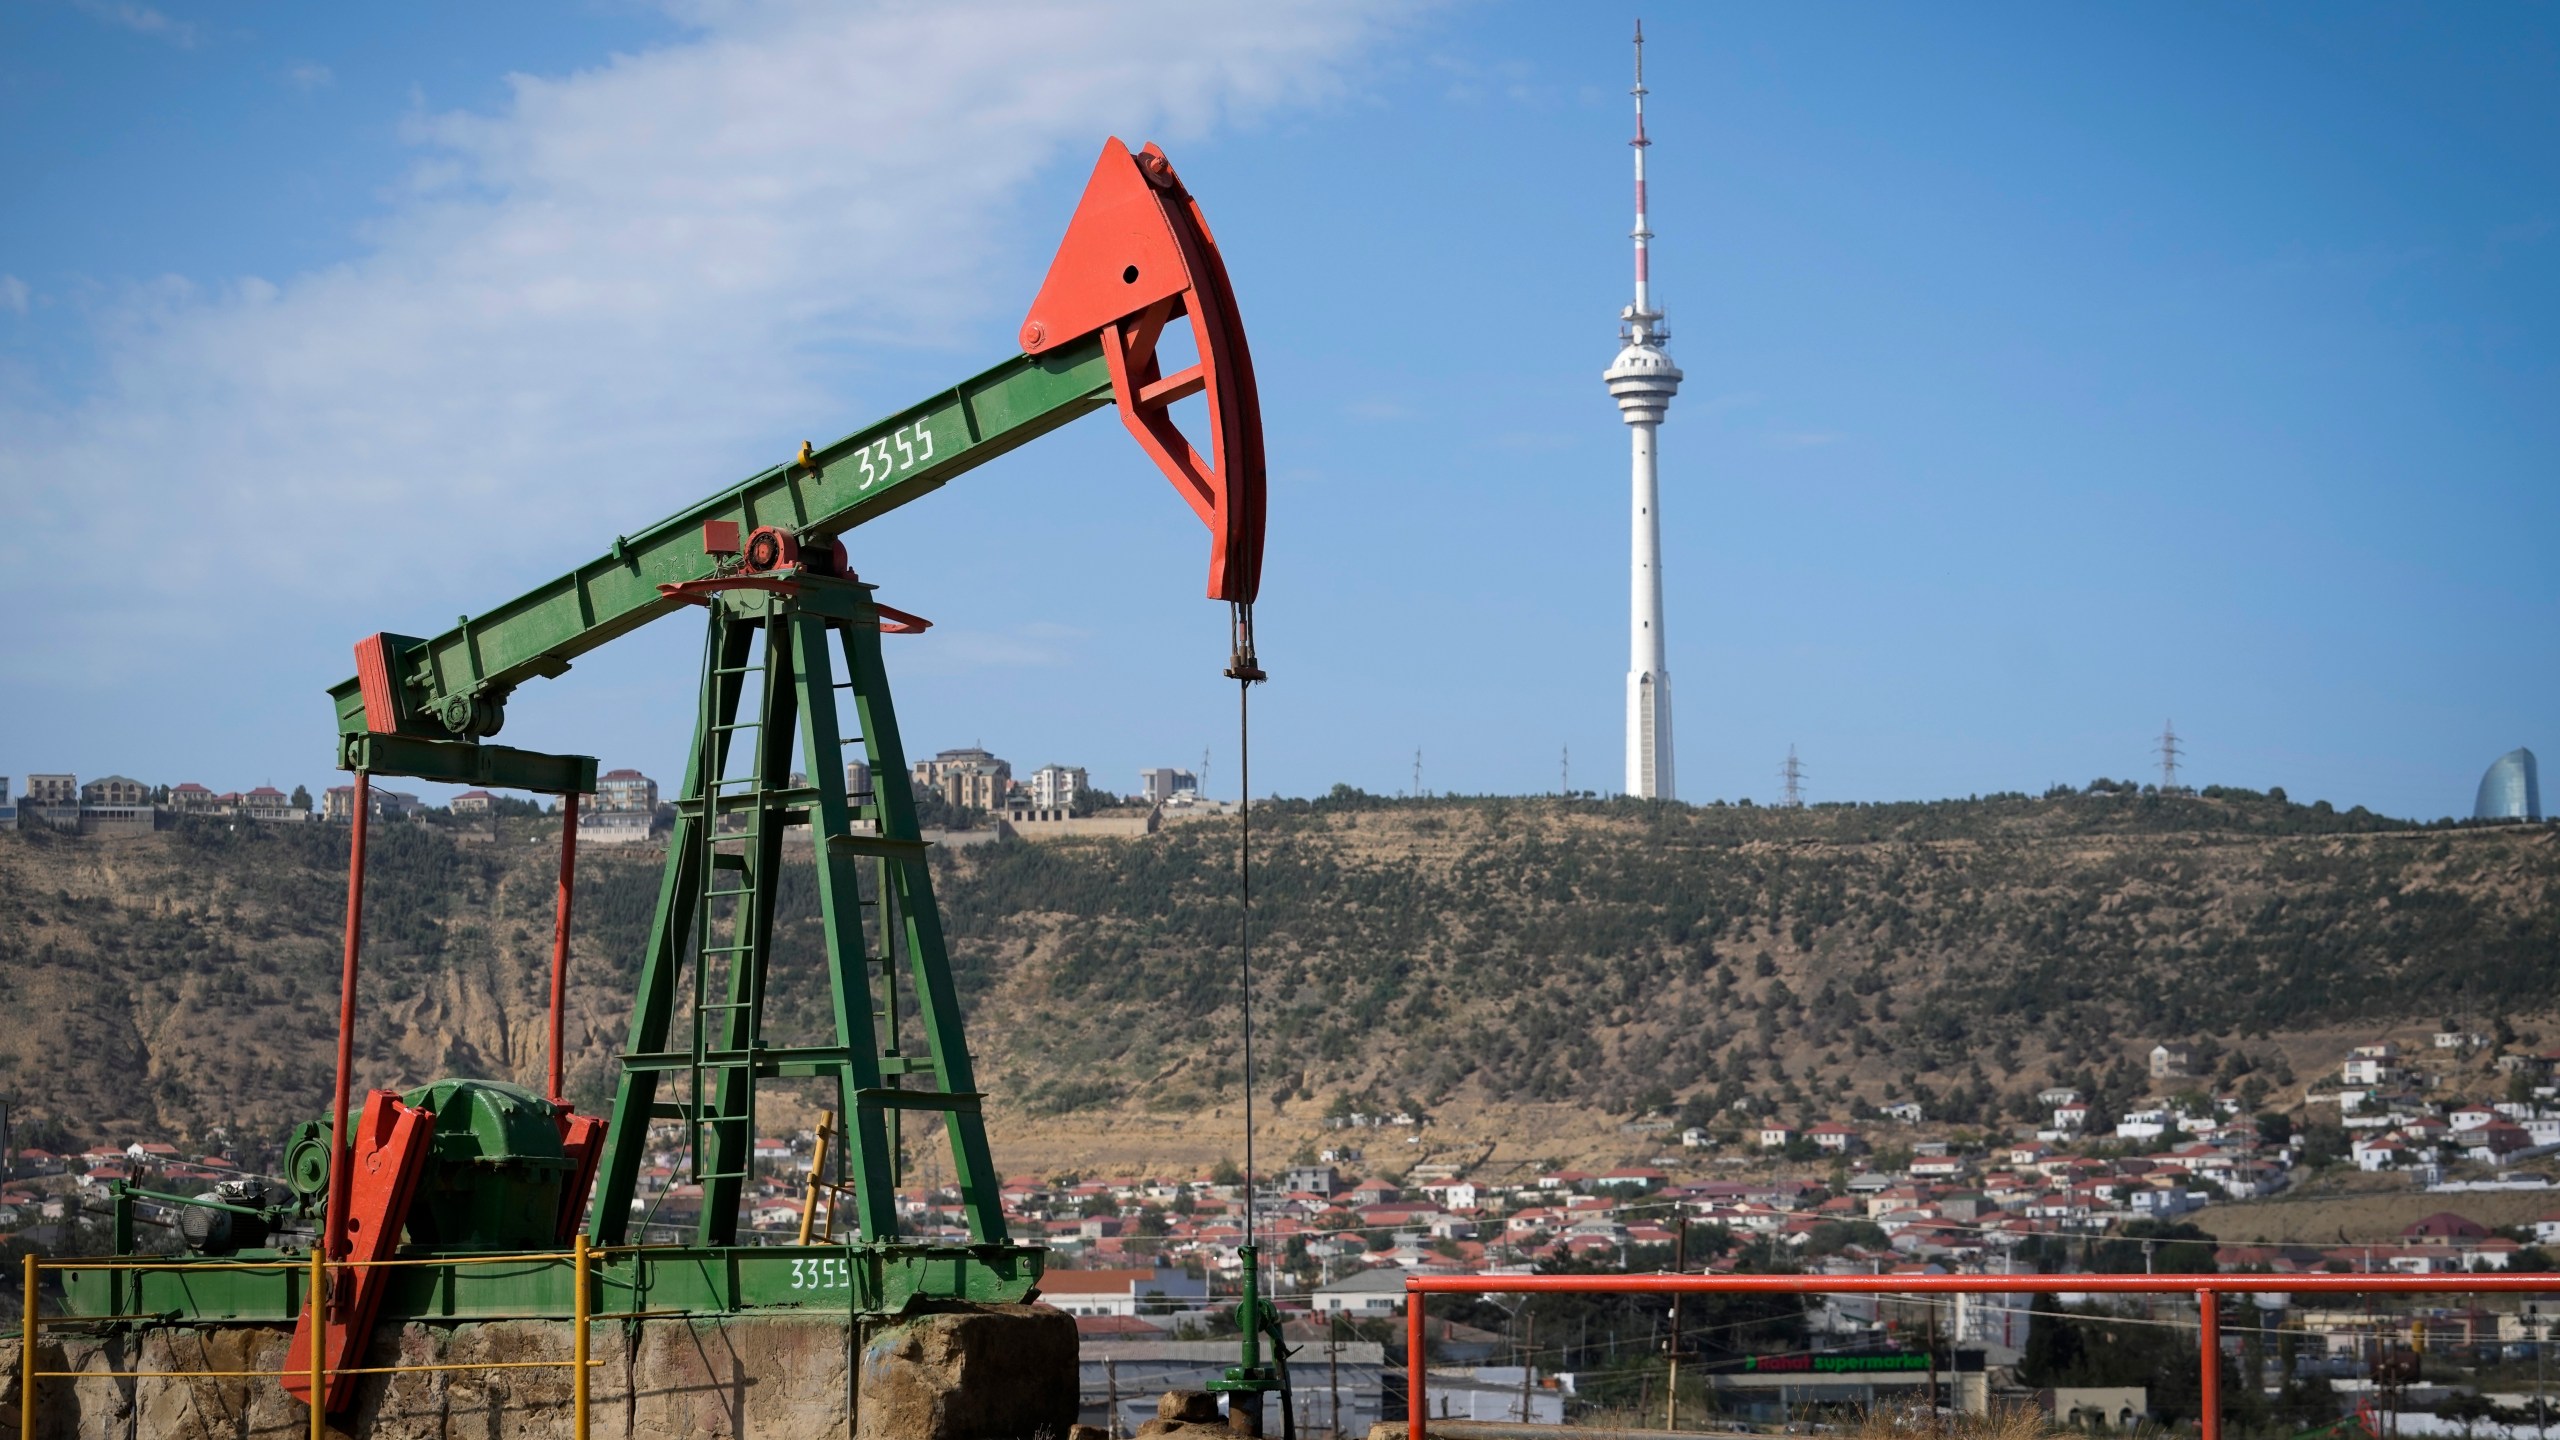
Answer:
xmin=73 ymin=0 xmax=199 ymax=47
xmin=0 ymin=0 xmax=1409 ymax=670
xmin=286 ymin=63 xmax=335 ymax=91
xmin=0 ymin=276 xmax=27 ymax=315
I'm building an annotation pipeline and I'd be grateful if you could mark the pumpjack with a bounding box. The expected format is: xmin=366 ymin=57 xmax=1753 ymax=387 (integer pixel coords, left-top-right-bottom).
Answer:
xmin=65 ymin=136 xmax=1294 ymax=1428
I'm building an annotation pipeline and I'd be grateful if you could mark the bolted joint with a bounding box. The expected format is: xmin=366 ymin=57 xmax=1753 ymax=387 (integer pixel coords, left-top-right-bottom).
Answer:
xmin=435 ymin=688 xmax=509 ymax=739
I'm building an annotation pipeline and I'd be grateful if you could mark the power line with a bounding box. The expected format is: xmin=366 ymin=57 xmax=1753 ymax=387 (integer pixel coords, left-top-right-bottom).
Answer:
xmin=1781 ymin=745 xmax=1806 ymax=808
xmin=2158 ymin=720 xmax=2184 ymax=794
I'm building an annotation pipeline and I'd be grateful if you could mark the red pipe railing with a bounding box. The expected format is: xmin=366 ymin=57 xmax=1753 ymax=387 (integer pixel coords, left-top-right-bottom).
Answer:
xmin=1404 ymin=1270 xmax=2560 ymax=1440
xmin=548 ymin=791 xmax=580 ymax=1104
xmin=322 ymin=772 xmax=372 ymax=1264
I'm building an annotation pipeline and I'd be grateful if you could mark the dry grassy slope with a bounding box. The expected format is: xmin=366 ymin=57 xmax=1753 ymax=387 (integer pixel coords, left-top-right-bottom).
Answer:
xmin=0 ymin=794 xmax=2552 ymax=1180
xmin=2190 ymin=1174 xmax=2560 ymax=1246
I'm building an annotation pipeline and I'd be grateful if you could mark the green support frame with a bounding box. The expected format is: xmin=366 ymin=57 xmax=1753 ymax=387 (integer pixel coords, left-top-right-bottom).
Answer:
xmin=583 ymin=573 xmax=1023 ymax=1281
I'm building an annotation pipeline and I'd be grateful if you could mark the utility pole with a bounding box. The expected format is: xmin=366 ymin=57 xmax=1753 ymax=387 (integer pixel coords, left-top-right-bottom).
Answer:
xmin=1665 ymin=1220 xmax=1687 ymax=1429
xmin=2158 ymin=720 xmax=2183 ymax=794
xmin=1413 ymin=749 xmax=1424 ymax=800
xmin=1518 ymin=1313 xmax=1536 ymax=1424
xmin=1561 ymin=745 xmax=1570 ymax=798
xmin=1106 ymin=1357 xmax=1120 ymax=1440
xmin=1331 ymin=1313 xmax=1344 ymax=1439
xmin=1780 ymin=746 xmax=1806 ymax=809
xmin=1927 ymin=1305 xmax=1940 ymax=1416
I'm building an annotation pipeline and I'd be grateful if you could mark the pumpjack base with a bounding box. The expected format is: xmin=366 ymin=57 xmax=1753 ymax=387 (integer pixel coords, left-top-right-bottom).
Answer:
xmin=18 ymin=1302 xmax=1076 ymax=1440
xmin=57 ymin=1240 xmax=1046 ymax=1327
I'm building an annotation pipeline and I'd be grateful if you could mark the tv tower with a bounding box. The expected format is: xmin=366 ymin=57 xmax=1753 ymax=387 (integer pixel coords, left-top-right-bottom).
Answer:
xmin=1606 ymin=19 xmax=1684 ymax=799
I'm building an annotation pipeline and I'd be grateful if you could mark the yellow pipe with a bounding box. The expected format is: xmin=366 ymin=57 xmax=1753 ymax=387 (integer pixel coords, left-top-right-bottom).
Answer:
xmin=573 ymin=1233 xmax=591 ymax=1440
xmin=21 ymin=1252 xmax=36 ymax=1440
xmin=33 ymin=1361 xmax=603 ymax=1381
xmin=799 ymin=1112 xmax=834 ymax=1246
xmin=309 ymin=1247 xmax=325 ymax=1440
xmin=45 ymin=1250 xmax=560 ymax=1272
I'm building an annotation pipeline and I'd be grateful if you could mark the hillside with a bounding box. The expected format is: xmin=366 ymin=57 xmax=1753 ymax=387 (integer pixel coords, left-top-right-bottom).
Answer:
xmin=0 ymin=789 xmax=2553 ymax=1176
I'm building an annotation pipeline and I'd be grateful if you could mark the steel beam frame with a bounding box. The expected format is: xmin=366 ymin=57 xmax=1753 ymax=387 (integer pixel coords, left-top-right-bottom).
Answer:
xmin=581 ymin=575 xmax=1023 ymax=1292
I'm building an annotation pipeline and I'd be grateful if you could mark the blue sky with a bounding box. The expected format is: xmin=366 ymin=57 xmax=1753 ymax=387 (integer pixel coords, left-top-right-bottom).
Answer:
xmin=2 ymin=2 xmax=2552 ymax=820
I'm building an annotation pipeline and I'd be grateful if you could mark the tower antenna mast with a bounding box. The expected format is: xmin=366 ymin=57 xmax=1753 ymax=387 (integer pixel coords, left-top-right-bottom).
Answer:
xmin=1607 ymin=18 xmax=1685 ymax=799
xmin=2158 ymin=720 xmax=2183 ymax=794
xmin=1782 ymin=745 xmax=1805 ymax=808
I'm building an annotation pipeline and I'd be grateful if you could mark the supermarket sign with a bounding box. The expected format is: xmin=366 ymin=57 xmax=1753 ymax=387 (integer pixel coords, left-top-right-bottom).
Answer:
xmin=1742 ymin=1352 xmax=1935 ymax=1374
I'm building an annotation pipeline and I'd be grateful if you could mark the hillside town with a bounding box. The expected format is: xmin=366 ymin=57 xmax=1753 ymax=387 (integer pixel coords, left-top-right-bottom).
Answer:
xmin=8 ymin=1028 xmax=2554 ymax=1431
xmin=0 ymin=748 xmax=1222 ymax=842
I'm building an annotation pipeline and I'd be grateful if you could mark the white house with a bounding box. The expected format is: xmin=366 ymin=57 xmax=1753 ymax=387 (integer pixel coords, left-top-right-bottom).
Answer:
xmin=1040 ymin=1265 xmax=1208 ymax=1318
xmin=1806 ymin=1123 xmax=1861 ymax=1153
xmin=1758 ymin=1125 xmax=1796 ymax=1150
xmin=2115 ymin=1110 xmax=2171 ymax=1141
xmin=2353 ymin=1132 xmax=2434 ymax=1172
xmin=1314 ymin=1266 xmax=1410 ymax=1316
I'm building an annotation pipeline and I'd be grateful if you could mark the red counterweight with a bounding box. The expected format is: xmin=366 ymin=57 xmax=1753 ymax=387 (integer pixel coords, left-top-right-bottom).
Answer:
xmin=1020 ymin=138 xmax=1265 ymax=608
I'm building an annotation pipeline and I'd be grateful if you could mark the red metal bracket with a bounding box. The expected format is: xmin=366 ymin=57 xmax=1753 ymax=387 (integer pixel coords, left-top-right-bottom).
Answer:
xmin=283 ymin=1090 xmax=433 ymax=1413
xmin=554 ymin=1111 xmax=609 ymax=1242
xmin=656 ymin=576 xmax=802 ymax=606
xmin=658 ymin=578 xmax=930 ymax=634
xmin=1020 ymin=138 xmax=1265 ymax=605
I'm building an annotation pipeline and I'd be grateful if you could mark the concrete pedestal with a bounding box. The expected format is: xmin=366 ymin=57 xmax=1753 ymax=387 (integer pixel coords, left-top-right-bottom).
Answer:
xmin=3 ymin=1303 xmax=1077 ymax=1439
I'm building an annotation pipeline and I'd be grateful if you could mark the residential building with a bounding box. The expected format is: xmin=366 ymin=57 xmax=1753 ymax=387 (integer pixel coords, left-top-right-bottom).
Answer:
xmin=1282 ymin=1165 xmax=1343 ymax=1197
xmin=1806 ymin=1123 xmax=1861 ymax=1153
xmin=0 ymin=776 xmax=12 ymax=831
xmin=1037 ymin=1266 xmax=1207 ymax=1318
xmin=324 ymin=786 xmax=423 ymax=822
xmin=2473 ymin=747 xmax=2542 ymax=822
xmin=583 ymin=808 xmax=655 ymax=845
xmin=913 ymin=747 xmax=1011 ymax=813
xmin=80 ymin=776 xmax=148 ymax=807
xmin=25 ymin=775 xmax=77 ymax=805
xmin=166 ymin=783 xmax=221 ymax=813
xmin=451 ymin=790 xmax=496 ymax=816
xmin=77 ymin=776 xmax=156 ymax=835
xmin=1313 ymin=1266 xmax=1410 ymax=1316
xmin=1030 ymin=765 xmax=1088 ymax=812
xmin=1757 ymin=1125 xmax=1796 ymax=1150
xmin=2150 ymin=1044 xmax=2194 ymax=1080
xmin=1138 ymin=768 xmax=1198 ymax=805
xmin=595 ymin=768 xmax=659 ymax=813
xmin=238 ymin=786 xmax=304 ymax=821
xmin=20 ymin=773 xmax=78 ymax=828
xmin=846 ymin=760 xmax=872 ymax=802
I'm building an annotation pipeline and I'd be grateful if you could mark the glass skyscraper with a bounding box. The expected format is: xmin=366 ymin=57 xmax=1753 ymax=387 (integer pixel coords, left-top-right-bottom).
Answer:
xmin=2472 ymin=747 xmax=2542 ymax=821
